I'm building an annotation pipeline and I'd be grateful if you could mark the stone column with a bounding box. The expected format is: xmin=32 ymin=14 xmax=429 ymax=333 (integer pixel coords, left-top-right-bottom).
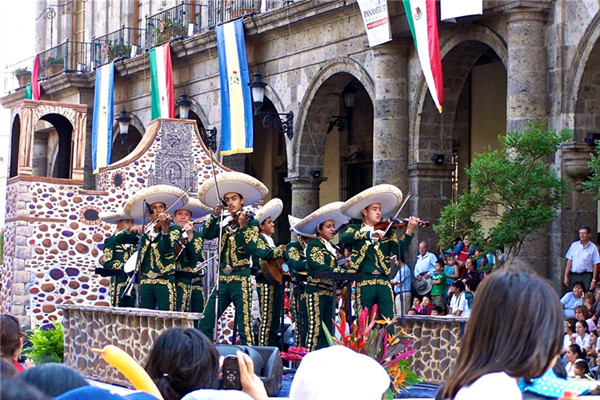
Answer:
xmin=372 ymin=42 xmax=409 ymax=189
xmin=286 ymin=177 xmax=325 ymax=220
xmin=506 ymin=9 xmax=549 ymax=132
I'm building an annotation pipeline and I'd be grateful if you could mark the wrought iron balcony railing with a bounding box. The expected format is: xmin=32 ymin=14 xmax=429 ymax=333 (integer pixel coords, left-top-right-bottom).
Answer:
xmin=93 ymin=26 xmax=145 ymax=66
xmin=146 ymin=2 xmax=202 ymax=48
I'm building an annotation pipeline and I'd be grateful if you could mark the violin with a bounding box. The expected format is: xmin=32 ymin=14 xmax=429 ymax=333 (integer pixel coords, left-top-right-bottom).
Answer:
xmin=374 ymin=217 xmax=430 ymax=231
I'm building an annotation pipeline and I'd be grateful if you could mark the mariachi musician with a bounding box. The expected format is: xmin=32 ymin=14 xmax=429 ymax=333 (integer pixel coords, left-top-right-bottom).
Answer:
xmin=253 ymin=198 xmax=287 ymax=347
xmin=294 ymin=201 xmax=355 ymax=351
xmin=285 ymin=215 xmax=315 ymax=348
xmin=99 ymin=211 xmax=136 ymax=307
xmin=197 ymin=171 xmax=268 ymax=345
xmin=340 ymin=184 xmax=418 ymax=322
xmin=173 ymin=198 xmax=212 ymax=315
xmin=121 ymin=185 xmax=189 ymax=311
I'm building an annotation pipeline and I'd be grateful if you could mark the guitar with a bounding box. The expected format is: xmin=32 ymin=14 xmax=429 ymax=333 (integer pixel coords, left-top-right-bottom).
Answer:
xmin=259 ymin=244 xmax=288 ymax=284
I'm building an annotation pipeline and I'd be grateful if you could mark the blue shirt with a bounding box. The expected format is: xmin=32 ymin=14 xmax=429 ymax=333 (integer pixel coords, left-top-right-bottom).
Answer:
xmin=393 ymin=265 xmax=411 ymax=294
xmin=560 ymin=292 xmax=583 ymax=318
xmin=414 ymin=251 xmax=437 ymax=278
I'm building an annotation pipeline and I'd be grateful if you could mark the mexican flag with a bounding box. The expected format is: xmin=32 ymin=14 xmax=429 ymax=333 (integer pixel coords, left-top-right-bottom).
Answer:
xmin=403 ymin=0 xmax=444 ymax=112
xmin=149 ymin=42 xmax=174 ymax=120
xmin=24 ymin=55 xmax=41 ymax=100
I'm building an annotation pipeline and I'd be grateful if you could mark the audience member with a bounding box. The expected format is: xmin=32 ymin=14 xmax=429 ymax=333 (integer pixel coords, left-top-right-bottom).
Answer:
xmin=414 ymin=242 xmax=437 ymax=285
xmin=587 ymin=330 xmax=599 ymax=360
xmin=443 ymin=256 xmax=459 ymax=300
xmin=460 ymin=259 xmax=479 ymax=284
xmin=17 ymin=363 xmax=89 ymax=398
xmin=430 ymin=260 xmax=446 ymax=309
xmin=452 ymin=234 xmax=474 ymax=268
xmin=0 ymin=315 xmax=29 ymax=373
xmin=145 ymin=327 xmax=267 ymax=400
xmin=571 ymin=320 xmax=591 ymax=350
xmin=441 ymin=268 xmax=563 ymax=399
xmin=561 ymin=282 xmax=585 ymax=318
xmin=431 ymin=305 xmax=444 ymax=316
xmin=564 ymin=226 xmax=600 ymax=292
xmin=565 ymin=344 xmax=586 ymax=378
xmin=0 ymin=358 xmax=17 ymax=378
xmin=391 ymin=258 xmax=412 ymax=315
xmin=562 ymin=319 xmax=576 ymax=355
xmin=449 ymin=281 xmax=469 ymax=318
xmin=573 ymin=359 xmax=593 ymax=380
xmin=412 ymin=297 xmax=422 ymax=314
xmin=419 ymin=295 xmax=433 ymax=316
xmin=407 ymin=308 xmax=418 ymax=315
xmin=0 ymin=377 xmax=49 ymax=400
xmin=574 ymin=305 xmax=597 ymax=332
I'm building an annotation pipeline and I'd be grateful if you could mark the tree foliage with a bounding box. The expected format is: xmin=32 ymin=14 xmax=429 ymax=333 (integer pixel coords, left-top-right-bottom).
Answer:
xmin=434 ymin=121 xmax=571 ymax=263
xmin=584 ymin=141 xmax=600 ymax=199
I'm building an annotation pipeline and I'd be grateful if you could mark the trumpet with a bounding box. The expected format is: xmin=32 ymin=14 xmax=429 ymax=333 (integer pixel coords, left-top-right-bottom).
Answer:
xmin=122 ymin=272 xmax=137 ymax=298
xmin=194 ymin=255 xmax=217 ymax=274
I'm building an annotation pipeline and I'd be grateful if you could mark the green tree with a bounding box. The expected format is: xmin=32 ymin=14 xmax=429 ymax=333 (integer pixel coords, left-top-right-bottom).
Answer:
xmin=434 ymin=121 xmax=571 ymax=265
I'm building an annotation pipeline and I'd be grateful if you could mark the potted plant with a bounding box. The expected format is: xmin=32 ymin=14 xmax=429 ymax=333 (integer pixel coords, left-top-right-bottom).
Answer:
xmin=108 ymin=42 xmax=132 ymax=60
xmin=22 ymin=320 xmax=64 ymax=364
xmin=44 ymin=56 xmax=64 ymax=77
xmin=13 ymin=67 xmax=32 ymax=87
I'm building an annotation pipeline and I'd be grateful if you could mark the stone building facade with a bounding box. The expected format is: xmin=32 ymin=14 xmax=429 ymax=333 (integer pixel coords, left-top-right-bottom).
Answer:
xmin=2 ymin=0 xmax=600 ymax=322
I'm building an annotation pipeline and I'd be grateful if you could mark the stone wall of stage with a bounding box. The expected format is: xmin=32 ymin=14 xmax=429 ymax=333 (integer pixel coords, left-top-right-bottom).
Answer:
xmin=61 ymin=305 xmax=202 ymax=386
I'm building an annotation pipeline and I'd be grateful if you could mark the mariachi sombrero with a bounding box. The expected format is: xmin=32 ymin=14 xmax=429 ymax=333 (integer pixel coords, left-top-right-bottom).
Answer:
xmin=288 ymin=215 xmax=316 ymax=239
xmin=340 ymin=184 xmax=403 ymax=219
xmin=197 ymin=171 xmax=268 ymax=207
xmin=256 ymin=198 xmax=283 ymax=224
xmin=98 ymin=211 xmax=134 ymax=225
xmin=174 ymin=197 xmax=212 ymax=219
xmin=294 ymin=201 xmax=349 ymax=236
xmin=123 ymin=185 xmax=189 ymax=219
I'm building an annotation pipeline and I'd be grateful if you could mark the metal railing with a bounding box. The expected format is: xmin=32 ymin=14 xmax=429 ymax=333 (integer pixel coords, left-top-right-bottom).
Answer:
xmin=93 ymin=26 xmax=145 ymax=66
xmin=37 ymin=40 xmax=99 ymax=77
xmin=2 ymin=57 xmax=35 ymax=95
xmin=145 ymin=2 xmax=202 ymax=48
xmin=207 ymin=0 xmax=291 ymax=27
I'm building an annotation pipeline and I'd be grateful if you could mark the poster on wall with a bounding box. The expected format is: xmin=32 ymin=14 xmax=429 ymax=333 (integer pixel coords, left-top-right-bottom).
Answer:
xmin=357 ymin=0 xmax=392 ymax=47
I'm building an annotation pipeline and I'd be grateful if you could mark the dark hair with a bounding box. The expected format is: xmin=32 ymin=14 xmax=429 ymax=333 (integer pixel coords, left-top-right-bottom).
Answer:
xmin=573 ymin=359 xmax=590 ymax=374
xmin=442 ymin=269 xmax=563 ymax=399
xmin=565 ymin=318 xmax=576 ymax=332
xmin=432 ymin=305 xmax=444 ymax=314
xmin=435 ymin=260 xmax=444 ymax=268
xmin=579 ymin=226 xmax=592 ymax=234
xmin=0 ymin=315 xmax=24 ymax=359
xmin=568 ymin=344 xmax=585 ymax=359
xmin=573 ymin=281 xmax=586 ymax=292
xmin=145 ymin=328 xmax=220 ymax=400
xmin=575 ymin=319 xmax=589 ymax=333
xmin=451 ymin=281 xmax=465 ymax=292
xmin=574 ymin=305 xmax=590 ymax=319
xmin=0 ymin=377 xmax=49 ymax=400
xmin=0 ymin=358 xmax=17 ymax=378
xmin=17 ymin=363 xmax=88 ymax=397
xmin=465 ymin=278 xmax=479 ymax=292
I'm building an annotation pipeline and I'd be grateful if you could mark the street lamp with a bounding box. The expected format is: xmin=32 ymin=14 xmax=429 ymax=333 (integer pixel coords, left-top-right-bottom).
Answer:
xmin=176 ymin=91 xmax=192 ymax=119
xmin=116 ymin=108 xmax=131 ymax=146
xmin=199 ymin=126 xmax=218 ymax=153
xmin=327 ymin=85 xmax=356 ymax=137
xmin=248 ymin=71 xmax=294 ymax=140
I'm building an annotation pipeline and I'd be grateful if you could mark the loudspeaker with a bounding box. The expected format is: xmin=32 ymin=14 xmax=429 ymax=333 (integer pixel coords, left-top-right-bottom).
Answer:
xmin=215 ymin=345 xmax=283 ymax=397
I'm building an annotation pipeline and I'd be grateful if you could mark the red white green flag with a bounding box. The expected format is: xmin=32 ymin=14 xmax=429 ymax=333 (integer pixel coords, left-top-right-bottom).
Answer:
xmin=24 ymin=55 xmax=41 ymax=100
xmin=403 ymin=0 xmax=444 ymax=112
xmin=149 ymin=42 xmax=174 ymax=120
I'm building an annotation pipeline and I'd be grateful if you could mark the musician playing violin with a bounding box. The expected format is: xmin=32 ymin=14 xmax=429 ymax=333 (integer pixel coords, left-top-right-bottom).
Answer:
xmin=253 ymin=198 xmax=286 ymax=347
xmin=340 ymin=185 xmax=418 ymax=322
xmin=122 ymin=200 xmax=182 ymax=311
xmin=101 ymin=214 xmax=135 ymax=307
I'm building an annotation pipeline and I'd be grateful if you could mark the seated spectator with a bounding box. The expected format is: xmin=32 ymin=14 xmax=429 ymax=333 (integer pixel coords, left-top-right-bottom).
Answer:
xmin=574 ymin=305 xmax=597 ymax=332
xmin=573 ymin=359 xmax=593 ymax=380
xmin=587 ymin=330 xmax=599 ymax=360
xmin=562 ymin=319 xmax=576 ymax=355
xmin=407 ymin=308 xmax=418 ymax=315
xmin=592 ymin=287 xmax=600 ymax=322
xmin=464 ymin=279 xmax=478 ymax=313
xmin=412 ymin=297 xmax=422 ymax=314
xmin=419 ymin=295 xmax=433 ymax=316
xmin=473 ymin=248 xmax=486 ymax=277
xmin=571 ymin=320 xmax=591 ymax=350
xmin=0 ymin=315 xmax=30 ymax=373
xmin=460 ymin=259 xmax=480 ymax=284
xmin=566 ymin=344 xmax=586 ymax=378
xmin=449 ymin=281 xmax=469 ymax=317
xmin=0 ymin=377 xmax=48 ymax=400
xmin=17 ymin=363 xmax=88 ymax=398
xmin=584 ymin=292 xmax=596 ymax=312
xmin=431 ymin=305 xmax=444 ymax=316
xmin=561 ymin=282 xmax=585 ymax=319
xmin=452 ymin=234 xmax=475 ymax=268
xmin=145 ymin=327 xmax=267 ymax=400
xmin=592 ymin=353 xmax=600 ymax=379
xmin=288 ymin=345 xmax=390 ymax=399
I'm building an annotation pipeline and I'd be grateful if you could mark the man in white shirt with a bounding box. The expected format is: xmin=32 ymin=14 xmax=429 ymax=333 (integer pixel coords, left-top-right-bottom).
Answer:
xmin=564 ymin=226 xmax=600 ymax=292
xmin=414 ymin=241 xmax=437 ymax=279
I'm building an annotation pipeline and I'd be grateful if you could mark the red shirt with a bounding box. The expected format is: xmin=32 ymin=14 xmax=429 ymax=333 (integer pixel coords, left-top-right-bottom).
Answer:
xmin=12 ymin=358 xmax=24 ymax=373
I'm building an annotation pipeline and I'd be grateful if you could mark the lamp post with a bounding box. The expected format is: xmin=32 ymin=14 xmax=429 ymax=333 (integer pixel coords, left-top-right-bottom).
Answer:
xmin=176 ymin=91 xmax=192 ymax=119
xmin=327 ymin=85 xmax=356 ymax=138
xmin=199 ymin=126 xmax=218 ymax=153
xmin=116 ymin=108 xmax=131 ymax=146
xmin=248 ymin=71 xmax=294 ymax=140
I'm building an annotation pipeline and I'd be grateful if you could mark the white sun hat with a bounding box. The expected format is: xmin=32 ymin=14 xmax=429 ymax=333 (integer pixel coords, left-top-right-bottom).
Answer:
xmin=288 ymin=214 xmax=317 ymax=239
xmin=293 ymin=201 xmax=349 ymax=236
xmin=174 ymin=197 xmax=212 ymax=219
xmin=255 ymin=198 xmax=283 ymax=224
xmin=340 ymin=184 xmax=403 ymax=219
xmin=197 ymin=171 xmax=268 ymax=208
xmin=123 ymin=184 xmax=189 ymax=219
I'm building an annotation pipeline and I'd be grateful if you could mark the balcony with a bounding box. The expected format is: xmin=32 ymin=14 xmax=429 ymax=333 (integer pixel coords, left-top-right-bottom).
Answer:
xmin=145 ymin=2 xmax=202 ymax=48
xmin=93 ymin=26 xmax=145 ymax=67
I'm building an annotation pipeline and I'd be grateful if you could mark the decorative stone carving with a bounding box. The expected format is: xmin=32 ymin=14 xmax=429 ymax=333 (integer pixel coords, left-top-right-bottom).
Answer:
xmin=562 ymin=143 xmax=592 ymax=192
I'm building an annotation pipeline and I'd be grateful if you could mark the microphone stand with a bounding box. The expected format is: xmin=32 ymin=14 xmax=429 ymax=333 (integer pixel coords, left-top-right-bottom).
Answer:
xmin=122 ymin=199 xmax=149 ymax=308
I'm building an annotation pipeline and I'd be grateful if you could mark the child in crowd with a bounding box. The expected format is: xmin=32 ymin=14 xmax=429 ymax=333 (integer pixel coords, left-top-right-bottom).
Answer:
xmin=571 ymin=320 xmax=591 ymax=350
xmin=431 ymin=305 xmax=444 ymax=316
xmin=0 ymin=314 xmax=32 ymax=373
xmin=587 ymin=330 xmax=599 ymax=361
xmin=443 ymin=256 xmax=459 ymax=299
xmin=430 ymin=260 xmax=446 ymax=309
xmin=562 ymin=319 xmax=576 ymax=355
xmin=573 ymin=359 xmax=594 ymax=380
xmin=449 ymin=281 xmax=469 ymax=317
xmin=474 ymin=248 xmax=486 ymax=278
xmin=565 ymin=344 xmax=586 ymax=378
xmin=412 ymin=297 xmax=422 ymax=314
xmin=464 ymin=279 xmax=478 ymax=314
xmin=407 ymin=308 xmax=418 ymax=315
xmin=420 ymin=295 xmax=433 ymax=316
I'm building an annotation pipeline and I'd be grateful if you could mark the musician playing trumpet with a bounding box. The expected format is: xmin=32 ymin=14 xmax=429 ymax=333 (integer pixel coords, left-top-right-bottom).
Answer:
xmin=121 ymin=185 xmax=189 ymax=311
xmin=253 ymin=198 xmax=287 ymax=347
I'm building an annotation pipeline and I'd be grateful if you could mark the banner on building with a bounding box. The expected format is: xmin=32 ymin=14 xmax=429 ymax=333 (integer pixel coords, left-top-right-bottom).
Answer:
xmin=357 ymin=0 xmax=392 ymax=47
xmin=149 ymin=42 xmax=175 ymax=120
xmin=440 ymin=0 xmax=483 ymax=21
xmin=24 ymin=55 xmax=41 ymax=100
xmin=403 ymin=0 xmax=444 ymax=112
xmin=92 ymin=61 xmax=115 ymax=173
xmin=217 ymin=19 xmax=254 ymax=155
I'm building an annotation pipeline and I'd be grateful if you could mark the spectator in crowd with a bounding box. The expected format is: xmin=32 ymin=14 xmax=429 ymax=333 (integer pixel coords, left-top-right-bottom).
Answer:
xmin=564 ymin=226 xmax=600 ymax=292
xmin=571 ymin=320 xmax=591 ymax=351
xmin=412 ymin=297 xmax=422 ymax=314
xmin=0 ymin=377 xmax=49 ymax=400
xmin=565 ymin=344 xmax=586 ymax=378
xmin=441 ymin=268 xmax=563 ymax=399
xmin=563 ymin=319 xmax=576 ymax=355
xmin=586 ymin=330 xmax=599 ymax=360
xmin=592 ymin=353 xmax=600 ymax=379
xmin=414 ymin=241 xmax=437 ymax=281
xmin=584 ymin=292 xmax=596 ymax=312
xmin=419 ymin=295 xmax=433 ymax=316
xmin=431 ymin=305 xmax=444 ymax=316
xmin=449 ymin=281 xmax=469 ymax=318
xmin=591 ymin=288 xmax=600 ymax=322
xmin=0 ymin=359 xmax=17 ymax=378
xmin=391 ymin=258 xmax=412 ymax=315
xmin=430 ymin=260 xmax=446 ymax=309
xmin=574 ymin=305 xmax=597 ymax=332
xmin=460 ymin=259 xmax=480 ymax=284
xmin=145 ymin=327 xmax=267 ymax=400
xmin=464 ymin=279 xmax=478 ymax=313
xmin=573 ymin=359 xmax=593 ymax=380
xmin=0 ymin=315 xmax=31 ymax=373
xmin=452 ymin=234 xmax=474 ymax=269
xmin=407 ymin=308 xmax=418 ymax=315
xmin=561 ymin=282 xmax=585 ymax=319
xmin=473 ymin=248 xmax=486 ymax=278
xmin=443 ymin=256 xmax=459 ymax=301
xmin=17 ymin=363 xmax=88 ymax=398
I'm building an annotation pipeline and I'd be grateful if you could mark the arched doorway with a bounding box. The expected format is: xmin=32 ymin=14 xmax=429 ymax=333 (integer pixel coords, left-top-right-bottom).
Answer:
xmin=32 ymin=113 xmax=74 ymax=179
xmin=10 ymin=115 xmax=20 ymax=178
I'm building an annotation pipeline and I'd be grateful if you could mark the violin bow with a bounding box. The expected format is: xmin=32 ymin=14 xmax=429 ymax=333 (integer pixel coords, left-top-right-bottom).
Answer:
xmin=382 ymin=192 xmax=411 ymax=237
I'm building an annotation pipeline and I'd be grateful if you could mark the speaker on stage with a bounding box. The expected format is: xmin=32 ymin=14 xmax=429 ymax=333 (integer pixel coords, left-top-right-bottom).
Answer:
xmin=215 ymin=345 xmax=283 ymax=397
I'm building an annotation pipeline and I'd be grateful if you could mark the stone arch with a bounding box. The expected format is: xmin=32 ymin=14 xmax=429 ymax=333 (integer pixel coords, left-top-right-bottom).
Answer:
xmin=33 ymin=113 xmax=74 ymax=179
xmin=10 ymin=114 xmax=21 ymax=178
xmin=293 ymin=57 xmax=374 ymax=176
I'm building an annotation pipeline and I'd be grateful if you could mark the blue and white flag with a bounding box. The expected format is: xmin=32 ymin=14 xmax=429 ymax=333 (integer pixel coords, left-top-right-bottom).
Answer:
xmin=216 ymin=20 xmax=253 ymax=155
xmin=92 ymin=61 xmax=115 ymax=173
